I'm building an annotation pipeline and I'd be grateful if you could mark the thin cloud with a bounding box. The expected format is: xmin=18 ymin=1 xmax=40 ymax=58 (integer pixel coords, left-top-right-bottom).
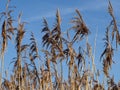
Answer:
xmin=79 ymin=1 xmax=107 ymax=11
xmin=25 ymin=8 xmax=75 ymax=22
xmin=25 ymin=1 xmax=108 ymax=23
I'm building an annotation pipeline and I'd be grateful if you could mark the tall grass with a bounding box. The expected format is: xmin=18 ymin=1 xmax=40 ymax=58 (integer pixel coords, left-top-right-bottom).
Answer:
xmin=0 ymin=0 xmax=120 ymax=90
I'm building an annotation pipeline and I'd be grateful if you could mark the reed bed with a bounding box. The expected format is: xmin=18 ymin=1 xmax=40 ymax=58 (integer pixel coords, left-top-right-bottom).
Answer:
xmin=0 ymin=0 xmax=120 ymax=90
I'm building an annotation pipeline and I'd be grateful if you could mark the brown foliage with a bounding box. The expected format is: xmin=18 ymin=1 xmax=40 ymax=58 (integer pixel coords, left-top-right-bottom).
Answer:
xmin=0 ymin=1 xmax=120 ymax=90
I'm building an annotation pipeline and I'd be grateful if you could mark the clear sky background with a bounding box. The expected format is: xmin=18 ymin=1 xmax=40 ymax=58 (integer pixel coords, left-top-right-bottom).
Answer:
xmin=0 ymin=0 xmax=120 ymax=83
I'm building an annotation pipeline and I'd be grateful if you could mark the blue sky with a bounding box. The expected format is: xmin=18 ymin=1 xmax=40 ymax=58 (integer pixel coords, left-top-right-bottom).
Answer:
xmin=0 ymin=0 xmax=120 ymax=83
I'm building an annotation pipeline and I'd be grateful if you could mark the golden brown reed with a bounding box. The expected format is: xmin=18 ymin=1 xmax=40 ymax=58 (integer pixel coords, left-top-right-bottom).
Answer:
xmin=0 ymin=0 xmax=120 ymax=90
